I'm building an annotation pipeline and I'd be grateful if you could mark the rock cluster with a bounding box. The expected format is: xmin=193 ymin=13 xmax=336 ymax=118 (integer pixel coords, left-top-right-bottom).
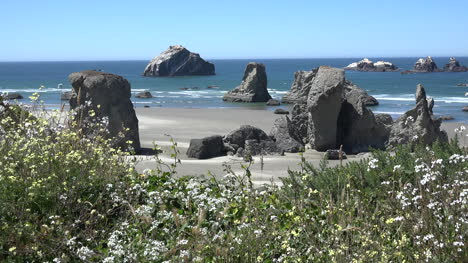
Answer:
xmin=68 ymin=71 xmax=141 ymax=151
xmin=223 ymin=63 xmax=272 ymax=102
xmin=188 ymin=66 xmax=448 ymax=159
xmin=402 ymin=57 xmax=468 ymax=74
xmin=344 ymin=58 xmax=399 ymax=72
xmin=143 ymin=45 xmax=215 ymax=77
xmin=282 ymin=68 xmax=378 ymax=107
xmin=443 ymin=57 xmax=468 ymax=72
xmin=387 ymin=84 xmax=447 ymax=146
xmin=186 ymin=125 xmax=283 ymax=159
xmin=3 ymin=93 xmax=23 ymax=100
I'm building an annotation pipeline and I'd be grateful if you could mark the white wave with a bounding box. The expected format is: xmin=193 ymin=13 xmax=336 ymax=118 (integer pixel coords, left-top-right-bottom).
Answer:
xmin=373 ymin=111 xmax=405 ymax=115
xmin=0 ymin=88 xmax=67 ymax=93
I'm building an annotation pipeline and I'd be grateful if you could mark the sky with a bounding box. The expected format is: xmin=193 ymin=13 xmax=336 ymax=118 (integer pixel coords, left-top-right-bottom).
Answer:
xmin=1 ymin=0 xmax=468 ymax=61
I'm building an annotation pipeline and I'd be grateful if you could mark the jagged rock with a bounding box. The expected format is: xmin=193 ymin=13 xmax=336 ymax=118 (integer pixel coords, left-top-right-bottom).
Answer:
xmin=363 ymin=95 xmax=379 ymax=106
xmin=290 ymin=103 xmax=309 ymax=144
xmin=375 ymin=114 xmax=393 ymax=125
xmin=266 ymin=99 xmax=280 ymax=106
xmin=223 ymin=63 xmax=271 ymax=102
xmin=69 ymin=70 xmax=140 ymax=151
xmin=61 ymin=91 xmax=73 ymax=101
xmin=413 ymin=56 xmax=440 ymax=72
xmin=4 ymin=93 xmax=23 ymax=100
xmin=282 ymin=69 xmax=318 ymax=104
xmin=274 ymin=108 xmax=289 ymax=115
xmin=324 ymin=149 xmax=347 ymax=160
xmin=135 ymin=91 xmax=153 ymax=98
xmin=224 ymin=125 xmax=270 ymax=148
xmin=143 ymin=45 xmax=215 ymax=77
xmin=438 ymin=115 xmax=454 ymax=121
xmin=287 ymin=66 xmax=390 ymax=153
xmin=443 ymin=57 xmax=468 ymax=72
xmin=388 ymin=84 xmax=448 ymax=146
xmin=427 ymin=97 xmax=434 ymax=114
xmin=270 ymin=116 xmax=304 ymax=153
xmin=344 ymin=58 xmax=399 ymax=72
xmin=244 ymin=139 xmax=281 ymax=156
xmin=186 ymin=135 xmax=225 ymax=159
xmin=307 ymin=66 xmax=346 ymax=151
xmin=338 ymin=82 xmax=390 ymax=153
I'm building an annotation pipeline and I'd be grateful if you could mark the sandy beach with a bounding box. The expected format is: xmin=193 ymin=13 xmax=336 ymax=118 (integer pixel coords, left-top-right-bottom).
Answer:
xmin=134 ymin=107 xmax=467 ymax=183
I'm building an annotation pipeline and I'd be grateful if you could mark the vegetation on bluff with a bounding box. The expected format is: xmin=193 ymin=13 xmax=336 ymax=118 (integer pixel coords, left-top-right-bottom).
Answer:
xmin=0 ymin=97 xmax=466 ymax=262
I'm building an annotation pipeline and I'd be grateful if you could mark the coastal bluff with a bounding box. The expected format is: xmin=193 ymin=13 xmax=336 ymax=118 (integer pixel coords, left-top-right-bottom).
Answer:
xmin=143 ymin=45 xmax=215 ymax=77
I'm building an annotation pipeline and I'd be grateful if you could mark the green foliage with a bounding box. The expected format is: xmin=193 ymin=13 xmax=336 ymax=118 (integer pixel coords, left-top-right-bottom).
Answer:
xmin=0 ymin=103 xmax=467 ymax=262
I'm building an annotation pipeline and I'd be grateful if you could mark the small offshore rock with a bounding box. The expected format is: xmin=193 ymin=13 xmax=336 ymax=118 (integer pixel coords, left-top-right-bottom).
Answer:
xmin=443 ymin=57 xmax=468 ymax=72
xmin=463 ymin=106 xmax=468 ymax=112
xmin=135 ymin=91 xmax=153 ymax=98
xmin=223 ymin=63 xmax=271 ymax=102
xmin=438 ymin=115 xmax=454 ymax=121
xmin=457 ymin=83 xmax=468 ymax=87
xmin=413 ymin=56 xmax=440 ymax=72
xmin=143 ymin=105 xmax=150 ymax=108
xmin=266 ymin=99 xmax=280 ymax=106
xmin=274 ymin=108 xmax=289 ymax=114
xmin=143 ymin=45 xmax=215 ymax=77
xmin=325 ymin=149 xmax=347 ymax=160
xmin=186 ymin=135 xmax=225 ymax=159
xmin=4 ymin=92 xmax=23 ymax=100
xmin=344 ymin=58 xmax=399 ymax=72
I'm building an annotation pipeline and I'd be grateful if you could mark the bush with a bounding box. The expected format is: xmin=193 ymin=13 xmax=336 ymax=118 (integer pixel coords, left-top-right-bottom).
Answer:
xmin=0 ymin=101 xmax=466 ymax=262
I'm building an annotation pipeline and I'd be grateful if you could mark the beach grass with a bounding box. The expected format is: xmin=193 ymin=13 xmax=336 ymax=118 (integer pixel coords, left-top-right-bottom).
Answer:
xmin=0 ymin=100 xmax=467 ymax=262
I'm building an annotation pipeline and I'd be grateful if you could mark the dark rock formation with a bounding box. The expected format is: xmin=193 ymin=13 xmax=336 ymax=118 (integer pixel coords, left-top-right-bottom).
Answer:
xmin=413 ymin=56 xmax=440 ymax=72
xmin=143 ymin=45 xmax=215 ymax=77
xmin=387 ymin=84 xmax=448 ymax=146
xmin=457 ymin=83 xmax=468 ymax=87
xmin=245 ymin=139 xmax=281 ymax=156
xmin=463 ymin=106 xmax=468 ymax=112
xmin=274 ymin=108 xmax=289 ymax=115
xmin=224 ymin=125 xmax=270 ymax=148
xmin=438 ymin=115 xmax=454 ymax=121
xmin=222 ymin=125 xmax=282 ymax=157
xmin=427 ymin=97 xmax=434 ymax=114
xmin=324 ymin=149 xmax=347 ymax=160
xmin=283 ymin=66 xmax=390 ymax=153
xmin=270 ymin=117 xmax=304 ymax=153
xmin=443 ymin=57 xmax=468 ymax=72
xmin=68 ymin=70 xmax=140 ymax=151
xmin=186 ymin=135 xmax=225 ymax=159
xmin=223 ymin=63 xmax=271 ymax=102
xmin=375 ymin=114 xmax=393 ymax=125
xmin=4 ymin=93 xmax=23 ymax=100
xmin=135 ymin=91 xmax=153 ymax=98
xmin=282 ymin=69 xmax=318 ymax=104
xmin=306 ymin=66 xmax=346 ymax=151
xmin=266 ymin=99 xmax=280 ymax=106
xmin=344 ymin=58 xmax=399 ymax=72
xmin=363 ymin=94 xmax=379 ymax=106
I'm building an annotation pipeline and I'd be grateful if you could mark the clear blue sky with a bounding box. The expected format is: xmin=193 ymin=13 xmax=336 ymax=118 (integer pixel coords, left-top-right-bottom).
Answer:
xmin=1 ymin=0 xmax=467 ymax=61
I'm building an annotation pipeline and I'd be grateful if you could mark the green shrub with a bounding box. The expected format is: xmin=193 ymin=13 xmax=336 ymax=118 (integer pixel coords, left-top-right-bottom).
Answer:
xmin=0 ymin=101 xmax=466 ymax=262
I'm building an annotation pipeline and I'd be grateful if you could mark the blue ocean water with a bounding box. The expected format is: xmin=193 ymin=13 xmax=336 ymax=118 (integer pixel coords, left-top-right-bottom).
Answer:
xmin=0 ymin=58 xmax=467 ymax=122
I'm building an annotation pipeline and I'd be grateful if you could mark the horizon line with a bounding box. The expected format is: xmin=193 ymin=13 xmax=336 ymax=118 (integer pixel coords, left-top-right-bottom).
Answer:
xmin=1 ymin=55 xmax=468 ymax=63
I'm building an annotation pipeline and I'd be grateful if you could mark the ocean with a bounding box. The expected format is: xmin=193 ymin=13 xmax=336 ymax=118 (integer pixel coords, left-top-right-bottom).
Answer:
xmin=1 ymin=57 xmax=467 ymax=122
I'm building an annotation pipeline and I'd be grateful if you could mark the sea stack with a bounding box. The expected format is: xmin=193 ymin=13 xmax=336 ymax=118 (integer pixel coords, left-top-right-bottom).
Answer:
xmin=344 ymin=58 xmax=399 ymax=72
xmin=143 ymin=45 xmax=215 ymax=77
xmin=68 ymin=71 xmax=141 ymax=151
xmin=223 ymin=62 xmax=272 ymax=102
xmin=443 ymin=57 xmax=468 ymax=72
xmin=413 ymin=56 xmax=439 ymax=72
